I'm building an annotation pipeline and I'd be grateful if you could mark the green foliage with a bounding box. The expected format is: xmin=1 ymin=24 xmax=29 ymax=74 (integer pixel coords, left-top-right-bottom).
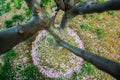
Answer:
xmin=80 ymin=24 xmax=89 ymax=31
xmin=66 ymin=61 xmax=99 ymax=79
xmin=79 ymin=0 xmax=86 ymax=2
xmin=98 ymin=0 xmax=105 ymax=2
xmin=0 ymin=1 xmax=11 ymax=16
xmin=80 ymin=61 xmax=98 ymax=75
xmin=47 ymin=37 xmax=54 ymax=43
xmin=0 ymin=0 xmax=23 ymax=16
xmin=0 ymin=0 xmax=4 ymax=4
xmin=0 ymin=50 xmax=41 ymax=80
xmin=5 ymin=19 xmax=13 ymax=28
xmin=12 ymin=14 xmax=24 ymax=22
xmin=71 ymin=72 xmax=78 ymax=80
xmin=69 ymin=38 xmax=76 ymax=46
xmin=107 ymin=11 xmax=115 ymax=17
xmin=5 ymin=2 xmax=11 ymax=12
xmin=88 ymin=20 xmax=94 ymax=30
xmin=10 ymin=0 xmax=14 ymax=2
xmin=5 ymin=14 xmax=24 ymax=28
xmin=24 ymin=8 xmax=31 ymax=16
xmin=54 ymin=78 xmax=63 ymax=80
xmin=19 ymin=64 xmax=41 ymax=80
xmin=24 ymin=8 xmax=32 ymax=20
xmin=3 ymin=50 xmax=16 ymax=59
xmin=42 ymin=0 xmax=51 ymax=7
xmin=0 ymin=50 xmax=16 ymax=80
xmin=92 ymin=28 xmax=104 ymax=39
xmin=13 ymin=0 xmax=23 ymax=9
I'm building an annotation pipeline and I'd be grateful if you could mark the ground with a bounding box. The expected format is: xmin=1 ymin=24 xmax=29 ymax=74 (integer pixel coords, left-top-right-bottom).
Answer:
xmin=0 ymin=0 xmax=120 ymax=80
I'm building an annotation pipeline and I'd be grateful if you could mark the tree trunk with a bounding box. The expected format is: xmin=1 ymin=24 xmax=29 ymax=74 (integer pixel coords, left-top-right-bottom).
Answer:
xmin=58 ymin=40 xmax=120 ymax=79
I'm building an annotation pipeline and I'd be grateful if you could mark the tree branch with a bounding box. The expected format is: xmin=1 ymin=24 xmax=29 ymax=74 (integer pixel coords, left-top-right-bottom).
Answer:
xmin=59 ymin=0 xmax=120 ymax=29
xmin=0 ymin=1 xmax=120 ymax=79
xmin=69 ymin=0 xmax=120 ymax=17
xmin=58 ymin=40 xmax=120 ymax=79
xmin=0 ymin=15 xmax=45 ymax=54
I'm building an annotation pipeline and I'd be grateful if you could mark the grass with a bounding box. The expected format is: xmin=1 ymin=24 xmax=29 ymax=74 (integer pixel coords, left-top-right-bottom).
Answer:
xmin=80 ymin=23 xmax=89 ymax=31
xmin=50 ymin=61 xmax=99 ymax=80
xmin=5 ymin=14 xmax=24 ymax=28
xmin=19 ymin=64 xmax=41 ymax=80
xmin=0 ymin=1 xmax=11 ymax=16
xmin=92 ymin=28 xmax=104 ymax=39
xmin=0 ymin=50 xmax=43 ymax=80
xmin=107 ymin=11 xmax=115 ymax=17
xmin=0 ymin=50 xmax=16 ymax=80
xmin=47 ymin=37 xmax=54 ymax=43
xmin=12 ymin=14 xmax=24 ymax=22
xmin=80 ymin=61 xmax=98 ymax=75
xmin=5 ymin=19 xmax=13 ymax=28
xmin=0 ymin=0 xmax=24 ymax=16
xmin=13 ymin=0 xmax=23 ymax=9
xmin=69 ymin=37 xmax=77 ymax=46
xmin=0 ymin=0 xmax=119 ymax=80
xmin=24 ymin=8 xmax=32 ymax=20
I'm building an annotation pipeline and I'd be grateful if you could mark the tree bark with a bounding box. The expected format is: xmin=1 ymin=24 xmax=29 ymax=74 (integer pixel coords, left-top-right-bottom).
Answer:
xmin=59 ymin=0 xmax=120 ymax=29
xmin=0 ymin=0 xmax=120 ymax=79
xmin=58 ymin=40 xmax=120 ymax=79
xmin=69 ymin=0 xmax=120 ymax=16
xmin=0 ymin=15 xmax=45 ymax=54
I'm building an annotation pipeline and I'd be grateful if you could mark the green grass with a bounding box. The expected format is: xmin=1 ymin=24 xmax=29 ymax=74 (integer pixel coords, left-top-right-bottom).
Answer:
xmin=0 ymin=1 xmax=11 ymax=16
xmin=5 ymin=14 xmax=24 ymax=28
xmin=12 ymin=14 xmax=24 ymax=22
xmin=13 ymin=0 xmax=23 ymax=9
xmin=5 ymin=19 xmax=13 ymax=28
xmin=107 ymin=11 xmax=115 ymax=17
xmin=69 ymin=38 xmax=77 ymax=46
xmin=54 ymin=61 xmax=99 ymax=80
xmin=0 ymin=0 xmax=24 ymax=16
xmin=92 ymin=28 xmax=104 ymax=39
xmin=19 ymin=64 xmax=41 ymax=80
xmin=0 ymin=50 xmax=43 ymax=80
xmin=67 ymin=61 xmax=99 ymax=79
xmin=80 ymin=24 xmax=89 ymax=31
xmin=51 ymin=61 xmax=99 ymax=80
xmin=0 ymin=50 xmax=16 ymax=80
xmin=47 ymin=37 xmax=54 ymax=43
xmin=24 ymin=8 xmax=32 ymax=20
xmin=83 ymin=14 xmax=94 ymax=19
xmin=80 ymin=61 xmax=98 ymax=75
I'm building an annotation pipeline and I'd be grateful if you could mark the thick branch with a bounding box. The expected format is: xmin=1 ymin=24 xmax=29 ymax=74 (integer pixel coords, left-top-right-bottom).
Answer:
xmin=69 ymin=0 xmax=120 ymax=16
xmin=59 ymin=0 xmax=120 ymax=29
xmin=0 ymin=15 xmax=45 ymax=54
xmin=0 ymin=1 xmax=120 ymax=79
xmin=58 ymin=40 xmax=120 ymax=79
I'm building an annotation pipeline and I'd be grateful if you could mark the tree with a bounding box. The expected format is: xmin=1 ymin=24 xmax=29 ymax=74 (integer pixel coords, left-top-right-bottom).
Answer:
xmin=0 ymin=0 xmax=120 ymax=79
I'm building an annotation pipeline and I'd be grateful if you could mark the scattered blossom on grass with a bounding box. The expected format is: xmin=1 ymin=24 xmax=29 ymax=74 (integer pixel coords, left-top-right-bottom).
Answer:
xmin=31 ymin=28 xmax=84 ymax=78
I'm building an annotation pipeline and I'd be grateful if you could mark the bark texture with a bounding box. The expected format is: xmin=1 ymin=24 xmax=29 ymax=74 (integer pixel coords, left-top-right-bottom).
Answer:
xmin=0 ymin=0 xmax=120 ymax=79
